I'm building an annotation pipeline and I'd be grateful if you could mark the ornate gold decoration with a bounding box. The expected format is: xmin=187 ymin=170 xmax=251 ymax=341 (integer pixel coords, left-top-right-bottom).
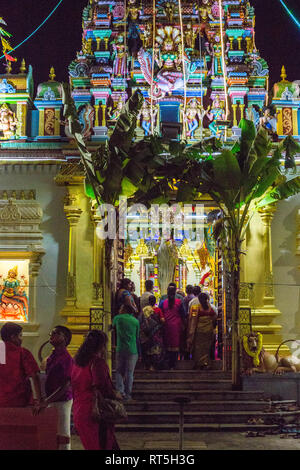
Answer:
xmin=49 ymin=67 xmax=56 ymax=81
xmin=135 ymin=239 xmax=149 ymax=257
xmin=179 ymin=239 xmax=191 ymax=258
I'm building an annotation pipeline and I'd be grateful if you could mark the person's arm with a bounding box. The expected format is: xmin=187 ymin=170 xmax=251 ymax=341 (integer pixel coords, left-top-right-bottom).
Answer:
xmin=44 ymin=379 xmax=71 ymax=404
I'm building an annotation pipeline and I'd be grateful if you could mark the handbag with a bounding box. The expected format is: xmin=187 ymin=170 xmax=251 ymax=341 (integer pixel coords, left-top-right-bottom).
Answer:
xmin=91 ymin=390 xmax=128 ymax=424
xmin=90 ymin=362 xmax=128 ymax=424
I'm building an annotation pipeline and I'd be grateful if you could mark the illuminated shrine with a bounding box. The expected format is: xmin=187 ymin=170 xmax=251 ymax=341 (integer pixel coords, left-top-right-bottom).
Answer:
xmin=0 ymin=0 xmax=299 ymax=361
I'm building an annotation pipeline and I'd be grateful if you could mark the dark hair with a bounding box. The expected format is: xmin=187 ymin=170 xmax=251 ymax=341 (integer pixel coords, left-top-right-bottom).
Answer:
xmin=119 ymin=278 xmax=132 ymax=289
xmin=74 ymin=330 xmax=108 ymax=368
xmin=148 ymin=295 xmax=156 ymax=307
xmin=1 ymin=322 xmax=23 ymax=342
xmin=198 ymin=292 xmax=210 ymax=310
xmin=167 ymin=285 xmax=176 ymax=309
xmin=186 ymin=285 xmax=194 ymax=295
xmin=168 ymin=282 xmax=177 ymax=289
xmin=53 ymin=325 xmax=72 ymax=346
xmin=145 ymin=280 xmax=154 ymax=292
xmin=193 ymin=285 xmax=201 ymax=296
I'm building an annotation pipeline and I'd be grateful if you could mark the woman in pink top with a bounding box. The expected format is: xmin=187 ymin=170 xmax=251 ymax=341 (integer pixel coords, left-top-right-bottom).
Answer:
xmin=71 ymin=330 xmax=120 ymax=450
xmin=162 ymin=286 xmax=185 ymax=369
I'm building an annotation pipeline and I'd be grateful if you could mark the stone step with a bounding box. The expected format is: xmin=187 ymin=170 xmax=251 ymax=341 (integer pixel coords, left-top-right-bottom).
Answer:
xmin=116 ymin=423 xmax=280 ymax=433
xmin=131 ymin=370 xmax=232 ymax=381
xmin=132 ymin=378 xmax=233 ymax=391
xmin=122 ymin=410 xmax=300 ymax=425
xmin=123 ymin=400 xmax=294 ymax=413
xmin=131 ymin=389 xmax=266 ymax=401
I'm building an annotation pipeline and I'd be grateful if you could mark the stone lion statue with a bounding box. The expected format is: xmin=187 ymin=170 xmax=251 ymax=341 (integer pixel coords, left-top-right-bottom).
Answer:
xmin=241 ymin=332 xmax=300 ymax=375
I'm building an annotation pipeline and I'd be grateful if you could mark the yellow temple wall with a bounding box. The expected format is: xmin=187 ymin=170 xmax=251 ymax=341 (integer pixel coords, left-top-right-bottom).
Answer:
xmin=0 ymin=163 xmax=69 ymax=359
xmin=271 ymin=195 xmax=300 ymax=342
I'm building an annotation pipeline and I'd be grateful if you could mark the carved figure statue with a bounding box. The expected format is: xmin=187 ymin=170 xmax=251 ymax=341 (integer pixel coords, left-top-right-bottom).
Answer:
xmin=242 ymin=332 xmax=300 ymax=375
xmin=197 ymin=0 xmax=214 ymax=23
xmin=206 ymin=34 xmax=229 ymax=78
xmin=0 ymin=266 xmax=28 ymax=322
xmin=126 ymin=0 xmax=143 ymax=56
xmin=206 ymin=95 xmax=226 ymax=137
xmin=259 ymin=105 xmax=279 ymax=140
xmin=112 ymin=34 xmax=128 ymax=77
xmin=138 ymin=26 xmax=195 ymax=98
xmin=0 ymin=103 xmax=18 ymax=139
xmin=184 ymin=23 xmax=197 ymax=49
xmin=162 ymin=1 xmax=176 ymax=23
xmin=138 ymin=100 xmax=158 ymax=136
xmin=181 ymin=98 xmax=206 ymax=138
xmin=107 ymin=96 xmax=124 ymax=121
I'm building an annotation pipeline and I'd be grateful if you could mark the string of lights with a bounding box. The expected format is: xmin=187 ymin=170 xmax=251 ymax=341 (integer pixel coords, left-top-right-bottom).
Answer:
xmin=0 ymin=0 xmax=64 ymax=60
xmin=279 ymin=0 xmax=300 ymax=30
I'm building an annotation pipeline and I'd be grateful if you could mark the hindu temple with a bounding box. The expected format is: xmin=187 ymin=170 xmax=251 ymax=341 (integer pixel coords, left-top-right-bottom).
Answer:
xmin=0 ymin=0 xmax=299 ymax=368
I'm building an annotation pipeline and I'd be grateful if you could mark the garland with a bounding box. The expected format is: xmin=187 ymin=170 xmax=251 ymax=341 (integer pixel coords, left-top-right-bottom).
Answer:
xmin=242 ymin=333 xmax=263 ymax=367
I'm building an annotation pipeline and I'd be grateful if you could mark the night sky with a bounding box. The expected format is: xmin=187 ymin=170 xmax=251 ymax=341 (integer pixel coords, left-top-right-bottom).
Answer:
xmin=0 ymin=0 xmax=300 ymax=92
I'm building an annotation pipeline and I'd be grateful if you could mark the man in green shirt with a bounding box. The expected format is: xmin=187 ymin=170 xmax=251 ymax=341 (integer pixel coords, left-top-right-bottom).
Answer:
xmin=112 ymin=304 xmax=140 ymax=401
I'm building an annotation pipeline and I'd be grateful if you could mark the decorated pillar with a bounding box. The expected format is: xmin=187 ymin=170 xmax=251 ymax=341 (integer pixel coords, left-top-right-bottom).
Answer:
xmin=258 ymin=204 xmax=277 ymax=307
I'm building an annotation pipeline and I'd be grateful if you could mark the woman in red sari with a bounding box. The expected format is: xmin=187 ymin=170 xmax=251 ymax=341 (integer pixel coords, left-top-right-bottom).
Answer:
xmin=71 ymin=330 xmax=120 ymax=450
xmin=161 ymin=286 xmax=185 ymax=369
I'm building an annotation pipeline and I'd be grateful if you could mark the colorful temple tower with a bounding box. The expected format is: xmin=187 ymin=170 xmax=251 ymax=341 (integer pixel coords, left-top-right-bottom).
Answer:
xmin=68 ymin=0 xmax=269 ymax=142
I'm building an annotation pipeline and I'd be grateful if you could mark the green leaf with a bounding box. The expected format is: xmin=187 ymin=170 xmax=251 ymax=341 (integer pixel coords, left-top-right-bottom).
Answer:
xmin=121 ymin=177 xmax=138 ymax=197
xmin=213 ymin=149 xmax=241 ymax=189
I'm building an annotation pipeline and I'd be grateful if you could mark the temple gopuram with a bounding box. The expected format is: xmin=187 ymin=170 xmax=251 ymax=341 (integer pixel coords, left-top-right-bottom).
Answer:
xmin=0 ymin=0 xmax=299 ymax=362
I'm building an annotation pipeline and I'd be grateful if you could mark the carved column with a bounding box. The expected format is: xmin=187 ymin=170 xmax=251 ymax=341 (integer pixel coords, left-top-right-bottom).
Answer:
xmin=259 ymin=204 xmax=277 ymax=307
xmin=63 ymin=190 xmax=82 ymax=308
xmin=232 ymin=104 xmax=238 ymax=127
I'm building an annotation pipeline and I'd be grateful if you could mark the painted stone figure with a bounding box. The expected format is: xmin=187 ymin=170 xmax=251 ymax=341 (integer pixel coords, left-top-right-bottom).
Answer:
xmin=181 ymin=98 xmax=206 ymax=138
xmin=138 ymin=100 xmax=158 ymax=136
xmin=206 ymin=95 xmax=226 ymax=137
xmin=112 ymin=34 xmax=128 ymax=77
xmin=0 ymin=266 xmax=29 ymax=322
xmin=0 ymin=103 xmax=18 ymax=139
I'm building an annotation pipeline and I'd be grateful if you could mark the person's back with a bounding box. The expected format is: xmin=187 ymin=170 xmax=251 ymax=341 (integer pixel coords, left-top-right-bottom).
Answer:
xmin=0 ymin=323 xmax=40 ymax=407
xmin=113 ymin=313 xmax=139 ymax=354
xmin=140 ymin=280 xmax=154 ymax=310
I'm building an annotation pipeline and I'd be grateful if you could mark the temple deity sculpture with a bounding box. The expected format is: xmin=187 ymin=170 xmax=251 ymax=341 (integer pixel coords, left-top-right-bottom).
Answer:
xmin=138 ymin=100 xmax=158 ymax=136
xmin=138 ymin=26 xmax=194 ymax=98
xmin=162 ymin=1 xmax=176 ymax=23
xmin=184 ymin=23 xmax=197 ymax=49
xmin=0 ymin=103 xmax=18 ymax=139
xmin=112 ymin=34 xmax=128 ymax=77
xmin=107 ymin=96 xmax=124 ymax=121
xmin=206 ymin=34 xmax=229 ymax=78
xmin=0 ymin=266 xmax=28 ymax=322
xmin=259 ymin=105 xmax=279 ymax=140
xmin=181 ymin=98 xmax=206 ymax=138
xmin=197 ymin=0 xmax=214 ymax=23
xmin=206 ymin=95 xmax=226 ymax=137
xmin=126 ymin=0 xmax=143 ymax=57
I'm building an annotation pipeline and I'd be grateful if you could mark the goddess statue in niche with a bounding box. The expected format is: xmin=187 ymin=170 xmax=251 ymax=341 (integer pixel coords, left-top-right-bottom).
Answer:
xmin=0 ymin=103 xmax=18 ymax=139
xmin=0 ymin=266 xmax=29 ymax=322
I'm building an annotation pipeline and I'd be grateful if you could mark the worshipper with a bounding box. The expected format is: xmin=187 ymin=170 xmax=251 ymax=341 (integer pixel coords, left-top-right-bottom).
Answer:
xmin=161 ymin=285 xmax=185 ymax=369
xmin=183 ymin=285 xmax=195 ymax=316
xmin=130 ymin=281 xmax=141 ymax=316
xmin=71 ymin=330 xmax=120 ymax=450
xmin=0 ymin=322 xmax=42 ymax=412
xmin=158 ymin=282 xmax=184 ymax=309
xmin=186 ymin=292 xmax=218 ymax=370
xmin=188 ymin=285 xmax=201 ymax=313
xmin=140 ymin=295 xmax=165 ymax=370
xmin=114 ymin=278 xmax=138 ymax=317
xmin=140 ymin=279 xmax=154 ymax=310
xmin=44 ymin=325 xmax=73 ymax=450
xmin=113 ymin=303 xmax=140 ymax=401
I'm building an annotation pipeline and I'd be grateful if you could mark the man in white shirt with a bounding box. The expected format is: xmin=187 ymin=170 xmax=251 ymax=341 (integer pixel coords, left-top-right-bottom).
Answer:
xmin=140 ymin=280 xmax=154 ymax=310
